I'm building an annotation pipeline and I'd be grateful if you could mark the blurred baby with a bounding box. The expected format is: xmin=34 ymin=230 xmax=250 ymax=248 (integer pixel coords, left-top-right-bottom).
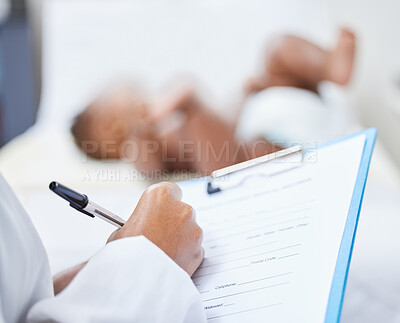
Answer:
xmin=71 ymin=28 xmax=355 ymax=177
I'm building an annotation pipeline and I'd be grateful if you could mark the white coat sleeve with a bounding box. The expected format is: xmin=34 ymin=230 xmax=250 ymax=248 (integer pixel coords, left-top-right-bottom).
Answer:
xmin=27 ymin=236 xmax=207 ymax=323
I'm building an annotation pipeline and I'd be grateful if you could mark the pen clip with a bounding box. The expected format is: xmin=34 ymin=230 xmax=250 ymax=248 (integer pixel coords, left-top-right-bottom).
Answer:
xmin=70 ymin=203 xmax=95 ymax=218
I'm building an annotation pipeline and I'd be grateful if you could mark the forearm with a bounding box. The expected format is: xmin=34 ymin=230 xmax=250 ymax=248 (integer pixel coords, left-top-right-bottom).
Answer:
xmin=53 ymin=261 xmax=87 ymax=295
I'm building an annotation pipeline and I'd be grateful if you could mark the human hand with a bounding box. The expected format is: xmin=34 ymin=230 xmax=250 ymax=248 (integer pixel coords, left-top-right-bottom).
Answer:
xmin=108 ymin=182 xmax=204 ymax=276
xmin=150 ymin=84 xmax=200 ymax=121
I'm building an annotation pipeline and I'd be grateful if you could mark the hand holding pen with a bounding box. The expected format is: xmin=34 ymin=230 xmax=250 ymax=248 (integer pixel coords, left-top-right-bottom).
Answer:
xmin=50 ymin=181 xmax=204 ymax=276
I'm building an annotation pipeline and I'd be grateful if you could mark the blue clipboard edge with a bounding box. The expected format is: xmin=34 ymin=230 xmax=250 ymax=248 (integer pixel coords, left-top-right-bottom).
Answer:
xmin=179 ymin=128 xmax=377 ymax=322
xmin=323 ymin=127 xmax=377 ymax=323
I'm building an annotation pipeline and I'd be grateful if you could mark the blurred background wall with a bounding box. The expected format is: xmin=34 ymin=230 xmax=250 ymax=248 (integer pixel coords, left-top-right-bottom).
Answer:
xmin=0 ymin=0 xmax=399 ymax=164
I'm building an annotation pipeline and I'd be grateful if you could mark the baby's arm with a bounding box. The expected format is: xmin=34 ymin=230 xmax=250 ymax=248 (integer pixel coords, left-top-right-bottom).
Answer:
xmin=182 ymin=107 xmax=239 ymax=175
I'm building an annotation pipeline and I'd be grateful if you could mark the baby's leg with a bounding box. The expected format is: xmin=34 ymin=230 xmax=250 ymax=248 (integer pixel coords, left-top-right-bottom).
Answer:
xmin=245 ymin=28 xmax=355 ymax=94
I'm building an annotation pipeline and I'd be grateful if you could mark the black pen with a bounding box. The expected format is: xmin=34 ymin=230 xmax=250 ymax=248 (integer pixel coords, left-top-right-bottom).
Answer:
xmin=49 ymin=181 xmax=126 ymax=228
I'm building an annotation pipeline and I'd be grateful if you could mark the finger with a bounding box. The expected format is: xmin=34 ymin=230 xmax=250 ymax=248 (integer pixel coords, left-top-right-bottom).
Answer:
xmin=149 ymin=182 xmax=183 ymax=201
xmin=128 ymin=182 xmax=183 ymax=223
xmin=190 ymin=247 xmax=205 ymax=277
xmin=199 ymin=247 xmax=205 ymax=263
xmin=191 ymin=206 xmax=196 ymax=220
xmin=107 ymin=229 xmax=120 ymax=243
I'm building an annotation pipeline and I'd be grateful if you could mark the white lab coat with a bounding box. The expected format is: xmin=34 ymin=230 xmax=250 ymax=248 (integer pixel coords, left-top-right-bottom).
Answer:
xmin=0 ymin=174 xmax=206 ymax=323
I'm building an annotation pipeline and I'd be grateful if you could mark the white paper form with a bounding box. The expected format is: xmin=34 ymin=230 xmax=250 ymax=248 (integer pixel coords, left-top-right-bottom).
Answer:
xmin=179 ymin=135 xmax=366 ymax=323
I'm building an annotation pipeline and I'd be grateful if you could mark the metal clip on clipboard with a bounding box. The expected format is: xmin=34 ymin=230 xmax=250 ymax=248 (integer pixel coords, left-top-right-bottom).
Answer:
xmin=207 ymin=145 xmax=304 ymax=194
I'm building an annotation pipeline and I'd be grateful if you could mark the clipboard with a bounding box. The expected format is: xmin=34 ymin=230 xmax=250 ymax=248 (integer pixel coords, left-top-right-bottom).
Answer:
xmin=203 ymin=128 xmax=377 ymax=322
xmin=324 ymin=128 xmax=376 ymax=323
xmin=207 ymin=145 xmax=304 ymax=195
